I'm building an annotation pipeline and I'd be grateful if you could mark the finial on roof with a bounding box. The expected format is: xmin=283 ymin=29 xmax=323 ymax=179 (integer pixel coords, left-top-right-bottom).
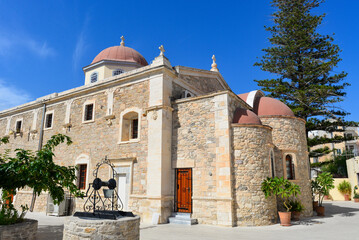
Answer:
xmin=211 ymin=55 xmax=218 ymax=72
xmin=159 ymin=45 xmax=165 ymax=56
xmin=120 ymin=36 xmax=125 ymax=46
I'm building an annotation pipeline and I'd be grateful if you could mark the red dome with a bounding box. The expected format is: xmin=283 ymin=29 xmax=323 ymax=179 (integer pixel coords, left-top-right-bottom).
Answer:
xmin=233 ymin=108 xmax=262 ymax=125
xmin=254 ymin=97 xmax=295 ymax=117
xmin=91 ymin=45 xmax=148 ymax=66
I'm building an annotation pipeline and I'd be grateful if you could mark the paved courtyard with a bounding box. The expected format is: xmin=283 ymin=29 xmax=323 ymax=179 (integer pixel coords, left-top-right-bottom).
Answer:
xmin=27 ymin=201 xmax=359 ymax=240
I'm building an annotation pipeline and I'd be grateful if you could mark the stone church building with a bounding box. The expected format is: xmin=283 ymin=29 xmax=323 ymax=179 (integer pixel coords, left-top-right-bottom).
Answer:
xmin=0 ymin=38 xmax=312 ymax=226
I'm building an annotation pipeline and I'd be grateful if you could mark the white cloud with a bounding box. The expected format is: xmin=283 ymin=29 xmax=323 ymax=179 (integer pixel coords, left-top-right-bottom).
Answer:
xmin=0 ymin=79 xmax=32 ymax=111
xmin=0 ymin=30 xmax=55 ymax=58
xmin=72 ymin=30 xmax=87 ymax=69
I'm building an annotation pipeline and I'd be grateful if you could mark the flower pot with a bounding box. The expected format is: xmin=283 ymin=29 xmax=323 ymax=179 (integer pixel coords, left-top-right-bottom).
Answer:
xmin=291 ymin=211 xmax=300 ymax=221
xmin=354 ymin=198 xmax=359 ymax=203
xmin=344 ymin=194 xmax=350 ymax=201
xmin=323 ymin=195 xmax=329 ymax=200
xmin=316 ymin=206 xmax=325 ymax=216
xmin=313 ymin=201 xmax=318 ymax=211
xmin=278 ymin=211 xmax=291 ymax=226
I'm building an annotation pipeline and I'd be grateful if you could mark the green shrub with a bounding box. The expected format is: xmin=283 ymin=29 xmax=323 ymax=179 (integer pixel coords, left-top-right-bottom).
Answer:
xmin=337 ymin=180 xmax=351 ymax=195
xmin=0 ymin=191 xmax=28 ymax=225
xmin=289 ymin=199 xmax=304 ymax=212
xmin=354 ymin=186 xmax=359 ymax=199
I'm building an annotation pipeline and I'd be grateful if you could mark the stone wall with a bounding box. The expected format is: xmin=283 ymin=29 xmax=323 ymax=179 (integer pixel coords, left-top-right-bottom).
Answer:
xmin=232 ymin=125 xmax=277 ymax=226
xmin=178 ymin=74 xmax=225 ymax=94
xmin=0 ymin=80 xmax=150 ymax=216
xmin=63 ymin=215 xmax=140 ymax=240
xmin=172 ymin=95 xmax=218 ymax=224
xmin=0 ymin=219 xmax=38 ymax=240
xmin=260 ymin=116 xmax=313 ymax=217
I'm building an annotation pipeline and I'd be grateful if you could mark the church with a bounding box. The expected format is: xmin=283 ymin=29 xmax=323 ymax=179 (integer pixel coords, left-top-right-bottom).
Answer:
xmin=0 ymin=37 xmax=312 ymax=226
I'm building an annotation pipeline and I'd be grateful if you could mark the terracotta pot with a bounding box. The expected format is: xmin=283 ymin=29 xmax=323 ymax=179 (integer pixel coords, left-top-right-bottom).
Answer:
xmin=291 ymin=211 xmax=300 ymax=221
xmin=323 ymin=195 xmax=329 ymax=200
xmin=313 ymin=201 xmax=318 ymax=211
xmin=278 ymin=211 xmax=291 ymax=226
xmin=316 ymin=206 xmax=325 ymax=216
xmin=344 ymin=194 xmax=350 ymax=201
xmin=354 ymin=198 xmax=359 ymax=203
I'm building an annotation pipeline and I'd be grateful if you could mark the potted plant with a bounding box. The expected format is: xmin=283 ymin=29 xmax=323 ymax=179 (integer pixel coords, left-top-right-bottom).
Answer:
xmin=315 ymin=172 xmax=335 ymax=216
xmin=261 ymin=177 xmax=301 ymax=226
xmin=289 ymin=199 xmax=304 ymax=221
xmin=353 ymin=186 xmax=359 ymax=202
xmin=337 ymin=180 xmax=351 ymax=201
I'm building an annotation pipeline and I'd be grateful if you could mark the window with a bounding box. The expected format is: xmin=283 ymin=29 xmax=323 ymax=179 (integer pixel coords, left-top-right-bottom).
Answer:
xmin=15 ymin=120 xmax=22 ymax=133
xmin=84 ymin=104 xmax=94 ymax=121
xmin=337 ymin=149 xmax=342 ymax=154
xmin=45 ymin=112 xmax=53 ymax=129
xmin=313 ymin=157 xmax=319 ymax=163
xmin=270 ymin=150 xmax=275 ymax=178
xmin=285 ymin=155 xmax=295 ymax=180
xmin=90 ymin=72 xmax=98 ymax=83
xmin=78 ymin=164 xmax=87 ymax=190
xmin=113 ymin=69 xmax=124 ymax=76
xmin=120 ymin=111 xmax=140 ymax=142
xmin=131 ymin=119 xmax=138 ymax=139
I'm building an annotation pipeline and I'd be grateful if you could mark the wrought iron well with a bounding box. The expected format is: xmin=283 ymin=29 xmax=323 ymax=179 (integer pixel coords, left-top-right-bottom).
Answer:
xmin=73 ymin=156 xmax=134 ymax=219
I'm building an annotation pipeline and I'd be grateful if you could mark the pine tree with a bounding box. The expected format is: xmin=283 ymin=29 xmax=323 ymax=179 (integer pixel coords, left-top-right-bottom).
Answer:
xmin=254 ymin=0 xmax=355 ymax=160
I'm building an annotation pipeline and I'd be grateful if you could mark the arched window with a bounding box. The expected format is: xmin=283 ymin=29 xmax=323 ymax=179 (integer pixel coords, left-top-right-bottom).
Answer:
xmin=285 ymin=154 xmax=295 ymax=180
xmin=270 ymin=150 xmax=275 ymax=178
xmin=113 ymin=69 xmax=124 ymax=76
xmin=90 ymin=72 xmax=98 ymax=83
xmin=121 ymin=111 xmax=139 ymax=142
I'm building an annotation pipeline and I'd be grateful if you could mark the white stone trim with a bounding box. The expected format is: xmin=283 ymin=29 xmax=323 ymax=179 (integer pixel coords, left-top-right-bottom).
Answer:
xmin=75 ymin=154 xmax=90 ymax=190
xmin=64 ymin=100 xmax=74 ymax=124
xmin=106 ymin=88 xmax=115 ymax=115
xmin=31 ymin=109 xmax=40 ymax=131
xmin=82 ymin=99 xmax=96 ymax=124
xmin=44 ymin=110 xmax=55 ymax=130
xmin=5 ymin=117 xmax=12 ymax=135
xmin=118 ymin=107 xmax=142 ymax=144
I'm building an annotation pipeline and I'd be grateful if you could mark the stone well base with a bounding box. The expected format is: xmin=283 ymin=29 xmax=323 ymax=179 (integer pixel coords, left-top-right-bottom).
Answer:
xmin=0 ymin=219 xmax=38 ymax=240
xmin=63 ymin=215 xmax=140 ymax=240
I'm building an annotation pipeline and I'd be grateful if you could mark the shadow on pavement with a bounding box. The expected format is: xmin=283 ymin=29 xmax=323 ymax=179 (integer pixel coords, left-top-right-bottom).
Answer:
xmin=37 ymin=225 xmax=64 ymax=240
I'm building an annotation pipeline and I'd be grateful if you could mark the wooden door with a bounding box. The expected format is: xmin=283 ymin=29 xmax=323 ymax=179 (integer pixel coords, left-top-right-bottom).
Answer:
xmin=176 ymin=168 xmax=192 ymax=213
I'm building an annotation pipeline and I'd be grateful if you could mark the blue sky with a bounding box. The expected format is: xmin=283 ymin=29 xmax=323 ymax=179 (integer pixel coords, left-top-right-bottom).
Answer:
xmin=0 ymin=0 xmax=358 ymax=120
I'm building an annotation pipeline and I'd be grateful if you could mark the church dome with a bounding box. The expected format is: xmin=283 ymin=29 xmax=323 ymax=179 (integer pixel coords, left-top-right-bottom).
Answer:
xmin=91 ymin=45 xmax=148 ymax=66
xmin=233 ymin=108 xmax=262 ymax=125
xmin=254 ymin=97 xmax=295 ymax=117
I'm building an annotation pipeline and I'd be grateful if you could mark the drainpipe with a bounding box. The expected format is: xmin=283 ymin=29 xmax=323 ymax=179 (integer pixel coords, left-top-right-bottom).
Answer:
xmin=29 ymin=102 xmax=46 ymax=212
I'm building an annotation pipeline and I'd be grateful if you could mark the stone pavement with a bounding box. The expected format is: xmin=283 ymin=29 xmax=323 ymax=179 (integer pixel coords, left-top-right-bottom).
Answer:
xmin=26 ymin=201 xmax=359 ymax=240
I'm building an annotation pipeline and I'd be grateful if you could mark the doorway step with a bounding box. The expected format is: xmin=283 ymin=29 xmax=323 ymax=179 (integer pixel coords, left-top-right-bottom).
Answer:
xmin=168 ymin=212 xmax=198 ymax=225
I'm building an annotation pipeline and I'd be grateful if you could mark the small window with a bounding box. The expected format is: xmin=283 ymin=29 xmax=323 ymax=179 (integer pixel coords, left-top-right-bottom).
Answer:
xmin=15 ymin=120 xmax=22 ymax=133
xmin=337 ymin=149 xmax=342 ymax=154
xmin=313 ymin=157 xmax=319 ymax=163
xmin=90 ymin=72 xmax=98 ymax=83
xmin=270 ymin=150 xmax=275 ymax=178
xmin=285 ymin=155 xmax=295 ymax=180
xmin=78 ymin=164 xmax=87 ymax=190
xmin=121 ymin=111 xmax=139 ymax=142
xmin=45 ymin=113 xmax=53 ymax=129
xmin=84 ymin=104 xmax=94 ymax=121
xmin=113 ymin=69 xmax=124 ymax=76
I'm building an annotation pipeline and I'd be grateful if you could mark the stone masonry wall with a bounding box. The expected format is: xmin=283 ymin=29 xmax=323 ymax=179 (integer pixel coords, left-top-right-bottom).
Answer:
xmin=179 ymin=74 xmax=225 ymax=94
xmin=260 ymin=116 xmax=313 ymax=217
xmin=0 ymin=80 xmax=150 ymax=217
xmin=172 ymin=96 xmax=218 ymax=224
xmin=232 ymin=125 xmax=277 ymax=226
